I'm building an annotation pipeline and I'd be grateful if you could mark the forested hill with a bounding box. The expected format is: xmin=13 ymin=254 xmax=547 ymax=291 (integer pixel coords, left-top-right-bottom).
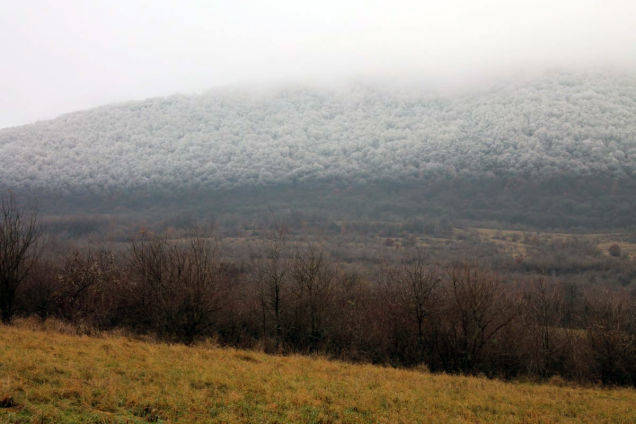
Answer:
xmin=1 ymin=71 xmax=634 ymax=228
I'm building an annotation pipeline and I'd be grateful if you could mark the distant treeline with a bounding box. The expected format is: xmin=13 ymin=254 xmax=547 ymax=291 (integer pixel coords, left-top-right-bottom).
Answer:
xmin=1 ymin=193 xmax=633 ymax=387
xmin=9 ymin=174 xmax=636 ymax=231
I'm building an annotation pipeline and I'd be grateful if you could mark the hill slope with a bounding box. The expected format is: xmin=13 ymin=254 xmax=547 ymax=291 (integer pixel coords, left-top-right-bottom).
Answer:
xmin=0 ymin=324 xmax=634 ymax=423
xmin=1 ymin=72 xmax=634 ymax=192
xmin=1 ymin=71 xmax=634 ymax=228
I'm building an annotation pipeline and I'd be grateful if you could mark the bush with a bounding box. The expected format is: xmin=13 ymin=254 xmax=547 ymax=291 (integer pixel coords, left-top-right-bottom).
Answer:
xmin=608 ymin=244 xmax=622 ymax=257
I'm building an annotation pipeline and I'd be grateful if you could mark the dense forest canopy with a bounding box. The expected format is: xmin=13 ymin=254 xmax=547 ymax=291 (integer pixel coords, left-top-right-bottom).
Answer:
xmin=1 ymin=71 xmax=634 ymax=229
xmin=1 ymin=71 xmax=634 ymax=194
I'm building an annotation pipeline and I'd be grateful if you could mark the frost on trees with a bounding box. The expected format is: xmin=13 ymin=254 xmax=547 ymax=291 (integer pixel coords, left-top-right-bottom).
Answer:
xmin=0 ymin=72 xmax=634 ymax=195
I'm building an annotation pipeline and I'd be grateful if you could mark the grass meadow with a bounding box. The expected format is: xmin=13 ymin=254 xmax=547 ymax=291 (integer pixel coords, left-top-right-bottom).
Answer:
xmin=0 ymin=321 xmax=634 ymax=424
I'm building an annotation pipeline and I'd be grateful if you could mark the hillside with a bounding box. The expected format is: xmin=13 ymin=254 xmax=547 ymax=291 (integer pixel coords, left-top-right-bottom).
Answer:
xmin=2 ymin=71 xmax=634 ymax=191
xmin=1 ymin=71 xmax=635 ymax=228
xmin=0 ymin=323 xmax=634 ymax=424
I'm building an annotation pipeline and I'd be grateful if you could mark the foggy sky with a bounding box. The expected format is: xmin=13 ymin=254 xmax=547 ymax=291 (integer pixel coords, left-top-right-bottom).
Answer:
xmin=1 ymin=0 xmax=635 ymax=129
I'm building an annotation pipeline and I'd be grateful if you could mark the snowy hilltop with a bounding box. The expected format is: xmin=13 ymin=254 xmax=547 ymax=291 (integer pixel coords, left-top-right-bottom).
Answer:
xmin=1 ymin=71 xmax=634 ymax=196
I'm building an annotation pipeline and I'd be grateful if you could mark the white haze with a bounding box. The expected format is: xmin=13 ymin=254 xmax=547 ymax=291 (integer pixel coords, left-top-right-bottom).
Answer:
xmin=1 ymin=0 xmax=635 ymax=128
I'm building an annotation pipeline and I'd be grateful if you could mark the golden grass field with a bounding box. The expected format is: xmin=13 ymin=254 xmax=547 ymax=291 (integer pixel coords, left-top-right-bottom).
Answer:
xmin=471 ymin=227 xmax=636 ymax=258
xmin=0 ymin=323 xmax=634 ymax=424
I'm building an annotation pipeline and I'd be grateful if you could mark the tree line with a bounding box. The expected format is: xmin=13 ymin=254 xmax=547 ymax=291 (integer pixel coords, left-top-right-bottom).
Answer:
xmin=1 ymin=195 xmax=634 ymax=386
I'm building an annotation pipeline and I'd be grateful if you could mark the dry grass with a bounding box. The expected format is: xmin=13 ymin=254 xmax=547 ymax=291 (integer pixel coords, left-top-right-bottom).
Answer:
xmin=0 ymin=323 xmax=634 ymax=423
xmin=597 ymin=241 xmax=636 ymax=258
xmin=473 ymin=227 xmax=635 ymax=258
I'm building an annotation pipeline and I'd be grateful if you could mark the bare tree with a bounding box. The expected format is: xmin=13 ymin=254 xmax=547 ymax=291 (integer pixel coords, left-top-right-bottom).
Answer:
xmin=254 ymin=227 xmax=288 ymax=347
xmin=128 ymin=234 xmax=228 ymax=343
xmin=376 ymin=260 xmax=413 ymax=364
xmin=128 ymin=234 xmax=171 ymax=331
xmin=172 ymin=237 xmax=228 ymax=344
xmin=54 ymin=249 xmax=119 ymax=326
xmin=399 ymin=255 xmax=440 ymax=356
xmin=522 ymin=279 xmax=564 ymax=377
xmin=441 ymin=265 xmax=515 ymax=373
xmin=290 ymin=246 xmax=335 ymax=350
xmin=380 ymin=253 xmax=441 ymax=363
xmin=585 ymin=288 xmax=635 ymax=385
xmin=0 ymin=193 xmax=39 ymax=323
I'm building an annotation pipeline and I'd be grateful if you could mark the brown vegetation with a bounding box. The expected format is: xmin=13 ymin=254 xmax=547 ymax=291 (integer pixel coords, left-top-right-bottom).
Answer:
xmin=10 ymin=234 xmax=634 ymax=387
xmin=0 ymin=193 xmax=39 ymax=323
xmin=2 ymin=194 xmax=635 ymax=386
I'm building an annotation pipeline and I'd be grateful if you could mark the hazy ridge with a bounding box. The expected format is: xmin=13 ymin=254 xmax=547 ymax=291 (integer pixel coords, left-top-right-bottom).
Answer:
xmin=1 ymin=71 xmax=634 ymax=195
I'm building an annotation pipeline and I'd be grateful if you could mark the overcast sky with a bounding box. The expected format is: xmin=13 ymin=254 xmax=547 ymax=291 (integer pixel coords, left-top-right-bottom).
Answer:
xmin=1 ymin=0 xmax=634 ymax=128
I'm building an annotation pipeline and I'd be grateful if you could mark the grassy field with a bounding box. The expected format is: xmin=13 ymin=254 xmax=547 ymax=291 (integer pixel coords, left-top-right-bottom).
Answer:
xmin=220 ymin=226 xmax=636 ymax=260
xmin=0 ymin=323 xmax=634 ymax=423
xmin=471 ymin=227 xmax=635 ymax=257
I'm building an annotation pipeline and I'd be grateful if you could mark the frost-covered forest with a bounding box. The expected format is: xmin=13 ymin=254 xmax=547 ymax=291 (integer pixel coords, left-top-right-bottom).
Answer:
xmin=0 ymin=71 xmax=634 ymax=228
xmin=1 ymin=71 xmax=634 ymax=194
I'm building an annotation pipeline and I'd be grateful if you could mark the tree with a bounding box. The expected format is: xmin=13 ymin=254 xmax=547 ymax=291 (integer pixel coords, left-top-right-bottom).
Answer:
xmin=522 ymin=279 xmax=565 ymax=377
xmin=441 ymin=265 xmax=515 ymax=373
xmin=54 ymin=249 xmax=119 ymax=326
xmin=128 ymin=234 xmax=228 ymax=344
xmin=585 ymin=289 xmax=635 ymax=385
xmin=401 ymin=257 xmax=440 ymax=356
xmin=290 ymin=246 xmax=335 ymax=350
xmin=608 ymin=244 xmax=622 ymax=257
xmin=0 ymin=193 xmax=39 ymax=323
xmin=254 ymin=227 xmax=288 ymax=348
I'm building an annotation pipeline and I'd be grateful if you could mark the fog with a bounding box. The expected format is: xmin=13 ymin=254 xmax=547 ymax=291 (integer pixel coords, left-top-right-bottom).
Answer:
xmin=1 ymin=0 xmax=635 ymax=128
